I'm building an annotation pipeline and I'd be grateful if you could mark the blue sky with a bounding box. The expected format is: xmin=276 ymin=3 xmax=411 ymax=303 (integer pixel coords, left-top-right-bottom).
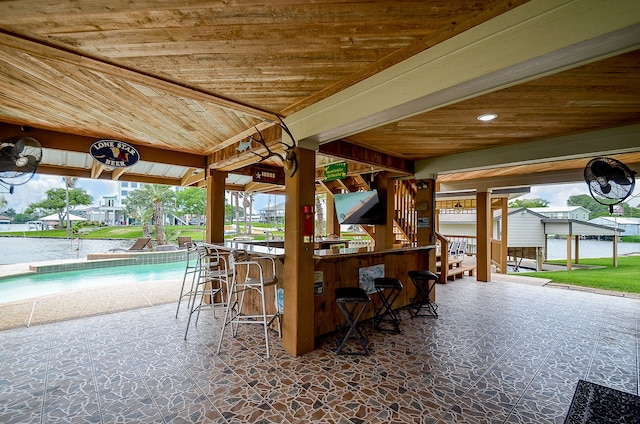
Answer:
xmin=2 ymin=174 xmax=637 ymax=214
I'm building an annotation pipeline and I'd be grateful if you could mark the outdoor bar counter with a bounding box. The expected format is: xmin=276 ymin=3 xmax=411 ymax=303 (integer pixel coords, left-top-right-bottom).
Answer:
xmin=312 ymin=244 xmax=435 ymax=337
xmin=215 ymin=241 xmax=435 ymax=340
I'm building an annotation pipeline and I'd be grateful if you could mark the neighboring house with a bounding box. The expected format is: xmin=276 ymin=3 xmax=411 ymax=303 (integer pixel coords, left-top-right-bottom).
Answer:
xmin=75 ymin=206 xmax=106 ymax=222
xmin=0 ymin=214 xmax=11 ymax=224
xmin=438 ymin=211 xmax=477 ymax=238
xmin=588 ymin=216 xmax=640 ymax=236
xmin=260 ymin=202 xmax=286 ymax=224
xmin=528 ymin=206 xmax=590 ymax=221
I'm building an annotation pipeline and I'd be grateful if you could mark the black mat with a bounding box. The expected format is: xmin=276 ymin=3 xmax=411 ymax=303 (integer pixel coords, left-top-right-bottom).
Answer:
xmin=564 ymin=380 xmax=640 ymax=424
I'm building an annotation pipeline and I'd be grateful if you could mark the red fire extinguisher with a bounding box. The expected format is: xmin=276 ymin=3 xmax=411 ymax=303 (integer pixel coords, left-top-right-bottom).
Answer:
xmin=303 ymin=205 xmax=314 ymax=243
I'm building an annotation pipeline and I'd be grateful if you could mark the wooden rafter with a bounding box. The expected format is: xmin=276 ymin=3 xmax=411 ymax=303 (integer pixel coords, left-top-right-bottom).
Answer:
xmin=319 ymin=140 xmax=413 ymax=175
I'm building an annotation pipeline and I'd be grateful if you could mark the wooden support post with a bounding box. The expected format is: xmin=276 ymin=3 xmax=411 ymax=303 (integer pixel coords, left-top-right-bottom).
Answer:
xmin=566 ymin=235 xmax=572 ymax=271
xmin=415 ymin=179 xmax=437 ymax=284
xmin=476 ymin=190 xmax=492 ymax=282
xmin=500 ymin=198 xmax=508 ymax=274
xmin=613 ymin=233 xmax=618 ymax=267
xmin=325 ymin=191 xmax=340 ymax=237
xmin=283 ymin=147 xmax=316 ymax=356
xmin=205 ymin=169 xmax=227 ymax=244
xmin=574 ymin=236 xmax=580 ymax=265
xmin=374 ymin=172 xmax=395 ymax=250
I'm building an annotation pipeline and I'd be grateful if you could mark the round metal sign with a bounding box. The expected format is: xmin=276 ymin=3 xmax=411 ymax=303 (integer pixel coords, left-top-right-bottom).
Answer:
xmin=90 ymin=139 xmax=140 ymax=168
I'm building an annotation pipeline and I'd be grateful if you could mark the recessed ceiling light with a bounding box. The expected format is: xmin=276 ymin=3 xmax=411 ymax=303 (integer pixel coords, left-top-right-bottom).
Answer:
xmin=477 ymin=113 xmax=497 ymax=122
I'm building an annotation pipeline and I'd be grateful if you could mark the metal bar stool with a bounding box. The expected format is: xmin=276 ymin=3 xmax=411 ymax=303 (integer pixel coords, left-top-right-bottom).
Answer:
xmin=335 ymin=287 xmax=371 ymax=356
xmin=184 ymin=245 xmax=229 ymax=339
xmin=175 ymin=242 xmax=200 ymax=318
xmin=373 ymin=277 xmax=403 ymax=333
xmin=216 ymin=251 xmax=282 ymax=359
xmin=407 ymin=270 xmax=439 ymax=318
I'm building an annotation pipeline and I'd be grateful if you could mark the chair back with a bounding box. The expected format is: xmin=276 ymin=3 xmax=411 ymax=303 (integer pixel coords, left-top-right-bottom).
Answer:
xmin=178 ymin=236 xmax=193 ymax=248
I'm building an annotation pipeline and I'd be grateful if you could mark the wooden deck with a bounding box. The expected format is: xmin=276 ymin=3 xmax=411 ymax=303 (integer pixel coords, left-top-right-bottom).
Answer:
xmin=437 ymin=255 xmax=476 ymax=282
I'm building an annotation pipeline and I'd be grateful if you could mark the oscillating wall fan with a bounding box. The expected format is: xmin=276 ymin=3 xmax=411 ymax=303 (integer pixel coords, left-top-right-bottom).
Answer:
xmin=584 ymin=157 xmax=636 ymax=214
xmin=0 ymin=136 xmax=43 ymax=187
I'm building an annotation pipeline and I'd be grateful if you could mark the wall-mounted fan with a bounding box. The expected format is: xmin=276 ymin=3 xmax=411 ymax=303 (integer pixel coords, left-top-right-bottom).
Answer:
xmin=584 ymin=157 xmax=636 ymax=214
xmin=0 ymin=136 xmax=43 ymax=187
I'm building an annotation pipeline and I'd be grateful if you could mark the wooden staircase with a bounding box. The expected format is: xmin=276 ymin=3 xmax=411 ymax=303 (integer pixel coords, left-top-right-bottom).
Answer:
xmin=392 ymin=179 xmax=417 ymax=246
xmin=435 ymin=232 xmax=476 ymax=283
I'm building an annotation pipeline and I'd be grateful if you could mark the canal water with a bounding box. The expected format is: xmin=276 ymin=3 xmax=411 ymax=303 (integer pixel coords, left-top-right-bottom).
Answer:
xmin=0 ymin=236 xmax=132 ymax=265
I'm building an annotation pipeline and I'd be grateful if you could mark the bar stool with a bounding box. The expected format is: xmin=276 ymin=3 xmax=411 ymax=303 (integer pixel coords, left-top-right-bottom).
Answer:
xmin=407 ymin=270 xmax=439 ymax=318
xmin=373 ymin=277 xmax=403 ymax=333
xmin=216 ymin=251 xmax=282 ymax=359
xmin=175 ymin=242 xmax=200 ymax=318
xmin=335 ymin=287 xmax=371 ymax=356
xmin=184 ymin=245 xmax=230 ymax=339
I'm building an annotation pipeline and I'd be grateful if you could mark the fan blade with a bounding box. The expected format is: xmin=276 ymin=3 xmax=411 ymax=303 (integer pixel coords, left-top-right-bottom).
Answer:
xmin=11 ymin=139 xmax=25 ymax=156
xmin=0 ymin=153 xmax=15 ymax=171
xmin=607 ymin=166 xmax=632 ymax=186
xmin=590 ymin=159 xmax=612 ymax=178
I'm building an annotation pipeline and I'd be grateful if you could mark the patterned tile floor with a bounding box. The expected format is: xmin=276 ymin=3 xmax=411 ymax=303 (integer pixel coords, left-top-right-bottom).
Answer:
xmin=1 ymin=277 xmax=639 ymax=424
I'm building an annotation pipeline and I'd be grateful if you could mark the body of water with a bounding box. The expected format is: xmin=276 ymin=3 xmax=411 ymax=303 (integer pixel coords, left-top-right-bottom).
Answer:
xmin=0 ymin=222 xmax=138 ymax=265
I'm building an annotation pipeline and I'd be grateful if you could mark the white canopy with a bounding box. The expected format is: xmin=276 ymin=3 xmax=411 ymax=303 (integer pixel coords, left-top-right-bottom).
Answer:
xmin=40 ymin=213 xmax=87 ymax=222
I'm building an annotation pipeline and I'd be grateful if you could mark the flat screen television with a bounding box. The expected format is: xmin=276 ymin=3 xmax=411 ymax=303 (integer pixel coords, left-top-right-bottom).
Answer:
xmin=333 ymin=189 xmax=385 ymax=225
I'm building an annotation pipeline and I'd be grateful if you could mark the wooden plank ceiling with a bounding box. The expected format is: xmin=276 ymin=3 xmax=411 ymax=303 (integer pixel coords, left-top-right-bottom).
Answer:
xmin=0 ymin=0 xmax=638 ymax=191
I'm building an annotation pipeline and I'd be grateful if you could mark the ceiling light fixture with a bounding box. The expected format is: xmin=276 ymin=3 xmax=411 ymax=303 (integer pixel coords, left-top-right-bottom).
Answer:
xmin=477 ymin=113 xmax=497 ymax=122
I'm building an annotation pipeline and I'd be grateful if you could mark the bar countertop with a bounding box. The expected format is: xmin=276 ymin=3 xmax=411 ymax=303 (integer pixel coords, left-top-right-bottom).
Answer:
xmin=313 ymin=244 xmax=435 ymax=259
xmin=219 ymin=241 xmax=285 ymax=258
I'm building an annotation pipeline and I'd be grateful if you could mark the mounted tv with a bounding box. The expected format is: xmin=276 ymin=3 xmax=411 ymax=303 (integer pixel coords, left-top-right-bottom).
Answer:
xmin=333 ymin=189 xmax=385 ymax=225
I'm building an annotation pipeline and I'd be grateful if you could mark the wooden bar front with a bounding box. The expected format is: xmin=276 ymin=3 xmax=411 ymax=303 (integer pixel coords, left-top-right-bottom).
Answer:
xmin=214 ymin=242 xmax=436 ymax=348
xmin=312 ymin=245 xmax=435 ymax=338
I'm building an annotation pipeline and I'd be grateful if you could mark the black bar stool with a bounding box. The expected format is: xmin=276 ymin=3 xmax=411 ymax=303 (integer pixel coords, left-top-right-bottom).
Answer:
xmin=373 ymin=277 xmax=403 ymax=333
xmin=335 ymin=287 xmax=370 ymax=356
xmin=407 ymin=270 xmax=439 ymax=318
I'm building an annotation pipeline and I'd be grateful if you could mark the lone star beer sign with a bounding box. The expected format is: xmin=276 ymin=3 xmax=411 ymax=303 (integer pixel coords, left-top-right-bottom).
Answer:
xmin=90 ymin=140 xmax=140 ymax=168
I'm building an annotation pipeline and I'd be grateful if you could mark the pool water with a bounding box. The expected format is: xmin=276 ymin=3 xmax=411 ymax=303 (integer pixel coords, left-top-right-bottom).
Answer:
xmin=0 ymin=261 xmax=186 ymax=304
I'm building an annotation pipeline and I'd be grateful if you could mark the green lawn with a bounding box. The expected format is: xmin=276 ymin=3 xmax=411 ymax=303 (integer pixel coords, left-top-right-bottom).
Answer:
xmin=515 ymin=256 xmax=640 ymax=294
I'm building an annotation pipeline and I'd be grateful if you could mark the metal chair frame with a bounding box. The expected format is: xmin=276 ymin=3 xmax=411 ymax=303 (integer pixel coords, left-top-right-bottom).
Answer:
xmin=335 ymin=287 xmax=371 ymax=356
xmin=373 ymin=277 xmax=403 ymax=333
xmin=407 ymin=270 xmax=439 ymax=318
xmin=184 ymin=245 xmax=230 ymax=339
xmin=217 ymin=251 xmax=282 ymax=359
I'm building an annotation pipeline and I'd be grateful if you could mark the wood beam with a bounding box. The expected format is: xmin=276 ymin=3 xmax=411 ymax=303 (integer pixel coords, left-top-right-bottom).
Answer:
xmin=319 ymin=140 xmax=413 ymax=175
xmin=0 ymin=123 xmax=206 ymax=169
xmin=111 ymin=168 xmax=127 ymax=181
xmin=208 ymin=125 xmax=283 ymax=172
xmin=180 ymin=168 xmax=204 ymax=187
xmin=90 ymin=161 xmax=104 ymax=179
xmin=36 ymin=164 xmax=182 ymax=186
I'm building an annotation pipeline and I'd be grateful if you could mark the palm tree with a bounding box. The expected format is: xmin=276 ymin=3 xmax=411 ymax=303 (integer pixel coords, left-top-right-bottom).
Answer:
xmin=142 ymin=184 xmax=175 ymax=245
xmin=63 ymin=177 xmax=77 ymax=237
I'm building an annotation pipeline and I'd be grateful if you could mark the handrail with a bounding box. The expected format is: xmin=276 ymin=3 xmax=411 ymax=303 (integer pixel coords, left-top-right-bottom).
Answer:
xmin=434 ymin=231 xmax=449 ymax=284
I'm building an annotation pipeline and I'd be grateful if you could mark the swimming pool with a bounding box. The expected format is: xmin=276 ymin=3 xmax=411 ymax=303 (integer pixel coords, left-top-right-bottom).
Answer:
xmin=0 ymin=261 xmax=186 ymax=304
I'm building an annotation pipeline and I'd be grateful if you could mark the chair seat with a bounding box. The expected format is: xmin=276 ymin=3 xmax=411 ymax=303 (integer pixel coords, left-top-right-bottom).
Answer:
xmin=374 ymin=277 xmax=403 ymax=290
xmin=336 ymin=287 xmax=369 ymax=303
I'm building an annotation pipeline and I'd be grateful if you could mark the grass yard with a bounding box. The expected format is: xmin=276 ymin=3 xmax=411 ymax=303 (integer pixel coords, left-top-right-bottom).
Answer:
xmin=516 ymin=255 xmax=640 ymax=294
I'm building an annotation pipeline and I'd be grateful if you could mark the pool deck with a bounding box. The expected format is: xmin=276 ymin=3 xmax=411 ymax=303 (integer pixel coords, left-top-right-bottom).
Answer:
xmin=1 ymin=258 xmax=638 ymax=332
xmin=0 ymin=259 xmax=183 ymax=331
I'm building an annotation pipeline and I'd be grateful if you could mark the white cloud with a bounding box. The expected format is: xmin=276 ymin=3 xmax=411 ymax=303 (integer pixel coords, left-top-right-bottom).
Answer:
xmin=512 ymin=178 xmax=640 ymax=207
